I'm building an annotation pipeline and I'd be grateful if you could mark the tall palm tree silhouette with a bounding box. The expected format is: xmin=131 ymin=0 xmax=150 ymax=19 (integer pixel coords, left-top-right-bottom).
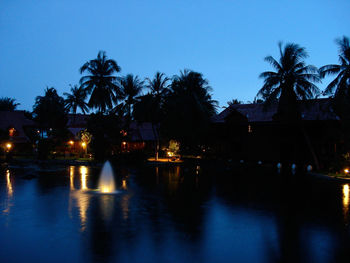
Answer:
xmin=257 ymin=42 xmax=320 ymax=120
xmin=257 ymin=43 xmax=321 ymax=168
xmin=320 ymin=36 xmax=350 ymax=118
xmin=80 ymin=51 xmax=121 ymax=113
xmin=64 ymin=85 xmax=89 ymax=123
xmin=118 ymin=74 xmax=144 ymax=124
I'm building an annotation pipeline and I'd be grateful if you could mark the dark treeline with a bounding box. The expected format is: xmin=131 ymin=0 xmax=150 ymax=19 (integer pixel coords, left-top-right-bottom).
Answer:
xmin=1 ymin=36 xmax=349 ymax=164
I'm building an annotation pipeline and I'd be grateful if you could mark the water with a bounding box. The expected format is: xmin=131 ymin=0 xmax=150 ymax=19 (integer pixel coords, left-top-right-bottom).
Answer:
xmin=0 ymin=164 xmax=349 ymax=263
xmin=98 ymin=161 xmax=116 ymax=194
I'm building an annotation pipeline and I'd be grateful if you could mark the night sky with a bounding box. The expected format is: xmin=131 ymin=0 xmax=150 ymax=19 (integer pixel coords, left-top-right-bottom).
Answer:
xmin=0 ymin=0 xmax=349 ymax=111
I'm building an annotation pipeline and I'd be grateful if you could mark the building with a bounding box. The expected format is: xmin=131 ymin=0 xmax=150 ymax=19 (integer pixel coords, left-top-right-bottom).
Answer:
xmin=211 ymin=98 xmax=340 ymax=167
xmin=0 ymin=111 xmax=36 ymax=153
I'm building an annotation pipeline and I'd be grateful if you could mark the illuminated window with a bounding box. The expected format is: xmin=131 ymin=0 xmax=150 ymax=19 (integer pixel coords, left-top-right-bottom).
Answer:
xmin=248 ymin=125 xmax=252 ymax=133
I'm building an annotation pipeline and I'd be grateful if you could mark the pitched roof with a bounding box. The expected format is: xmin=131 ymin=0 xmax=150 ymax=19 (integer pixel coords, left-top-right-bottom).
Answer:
xmin=67 ymin=114 xmax=89 ymax=127
xmin=0 ymin=111 xmax=35 ymax=142
xmin=129 ymin=122 xmax=158 ymax=141
xmin=212 ymin=98 xmax=339 ymax=123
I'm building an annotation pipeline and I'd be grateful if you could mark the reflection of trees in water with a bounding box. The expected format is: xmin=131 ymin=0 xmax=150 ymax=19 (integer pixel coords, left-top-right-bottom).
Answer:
xmin=154 ymin=165 xmax=213 ymax=243
xmin=215 ymin=171 xmax=350 ymax=262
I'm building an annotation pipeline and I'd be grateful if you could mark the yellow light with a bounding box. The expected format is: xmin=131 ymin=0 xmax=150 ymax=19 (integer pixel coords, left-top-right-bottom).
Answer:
xmin=80 ymin=166 xmax=88 ymax=190
xmin=344 ymin=169 xmax=349 ymax=174
xmin=122 ymin=141 xmax=127 ymax=146
xmin=70 ymin=166 xmax=75 ymax=190
xmin=6 ymin=169 xmax=13 ymax=197
xmin=6 ymin=143 xmax=12 ymax=150
xmin=343 ymin=184 xmax=349 ymax=220
xmin=122 ymin=179 xmax=127 ymax=190
xmin=81 ymin=142 xmax=86 ymax=148
xmin=101 ymin=186 xmax=112 ymax=193
xmin=344 ymin=184 xmax=349 ymax=203
xmin=68 ymin=140 xmax=74 ymax=145
xmin=167 ymin=151 xmax=173 ymax=157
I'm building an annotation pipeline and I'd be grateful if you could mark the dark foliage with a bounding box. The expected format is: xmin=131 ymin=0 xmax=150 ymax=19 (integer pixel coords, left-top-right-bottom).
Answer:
xmin=256 ymin=42 xmax=320 ymax=120
xmin=320 ymin=36 xmax=350 ymax=119
xmin=86 ymin=113 xmax=123 ymax=161
xmin=162 ymin=70 xmax=218 ymax=153
xmin=80 ymin=51 xmax=121 ymax=113
xmin=0 ymin=97 xmax=20 ymax=111
xmin=117 ymin=74 xmax=144 ymax=124
xmin=32 ymin=87 xmax=69 ymax=159
xmin=64 ymin=84 xmax=89 ymax=116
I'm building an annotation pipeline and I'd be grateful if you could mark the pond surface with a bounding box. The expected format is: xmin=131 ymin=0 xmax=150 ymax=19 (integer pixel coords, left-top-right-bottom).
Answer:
xmin=0 ymin=163 xmax=349 ymax=263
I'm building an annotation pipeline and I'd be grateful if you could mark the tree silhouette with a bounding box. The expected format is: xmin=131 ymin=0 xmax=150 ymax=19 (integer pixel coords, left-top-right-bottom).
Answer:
xmin=33 ymin=87 xmax=67 ymax=131
xmin=118 ymin=74 xmax=144 ymax=124
xmin=32 ymin=87 xmax=68 ymax=159
xmin=133 ymin=72 xmax=170 ymax=159
xmin=64 ymin=84 xmax=89 ymax=120
xmin=257 ymin=43 xmax=321 ymax=168
xmin=320 ymin=36 xmax=350 ymax=118
xmin=80 ymin=51 xmax=121 ymax=113
xmin=163 ymin=70 xmax=217 ymax=153
xmin=256 ymin=42 xmax=320 ymax=120
xmin=0 ymin=97 xmax=20 ymax=111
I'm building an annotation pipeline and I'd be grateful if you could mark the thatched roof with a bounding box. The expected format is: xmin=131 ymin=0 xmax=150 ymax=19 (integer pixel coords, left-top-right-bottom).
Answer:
xmin=67 ymin=114 xmax=89 ymax=128
xmin=129 ymin=122 xmax=158 ymax=141
xmin=0 ymin=111 xmax=35 ymax=142
xmin=212 ymin=98 xmax=339 ymax=123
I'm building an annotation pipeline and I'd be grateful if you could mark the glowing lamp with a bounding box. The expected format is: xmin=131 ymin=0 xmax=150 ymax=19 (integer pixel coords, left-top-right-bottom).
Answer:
xmin=68 ymin=140 xmax=74 ymax=145
xmin=6 ymin=143 xmax=12 ymax=151
xmin=81 ymin=142 xmax=87 ymax=147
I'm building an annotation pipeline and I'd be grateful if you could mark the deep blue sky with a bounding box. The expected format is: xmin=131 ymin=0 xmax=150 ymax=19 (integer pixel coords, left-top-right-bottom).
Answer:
xmin=0 ymin=0 xmax=349 ymax=111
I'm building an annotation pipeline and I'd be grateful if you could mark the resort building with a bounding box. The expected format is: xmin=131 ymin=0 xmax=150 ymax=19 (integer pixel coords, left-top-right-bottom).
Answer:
xmin=212 ymin=98 xmax=340 ymax=167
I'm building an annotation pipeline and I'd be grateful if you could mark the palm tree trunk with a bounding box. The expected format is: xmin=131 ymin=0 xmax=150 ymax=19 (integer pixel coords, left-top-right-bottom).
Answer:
xmin=151 ymin=123 xmax=159 ymax=160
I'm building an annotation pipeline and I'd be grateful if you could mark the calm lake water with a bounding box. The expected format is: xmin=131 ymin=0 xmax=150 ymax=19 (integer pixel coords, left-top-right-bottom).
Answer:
xmin=0 ymin=163 xmax=349 ymax=263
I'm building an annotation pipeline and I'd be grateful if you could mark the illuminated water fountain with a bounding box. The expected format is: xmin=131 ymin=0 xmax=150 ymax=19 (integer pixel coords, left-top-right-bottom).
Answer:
xmin=98 ymin=161 xmax=117 ymax=194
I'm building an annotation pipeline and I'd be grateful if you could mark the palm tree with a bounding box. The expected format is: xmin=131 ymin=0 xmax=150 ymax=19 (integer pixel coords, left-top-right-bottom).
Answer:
xmin=63 ymin=85 xmax=89 ymax=120
xmin=134 ymin=72 xmax=170 ymax=159
xmin=0 ymin=97 xmax=20 ymax=111
xmin=118 ymin=74 xmax=144 ymax=123
xmin=256 ymin=42 xmax=320 ymax=119
xmin=257 ymin=43 xmax=321 ymax=169
xmin=225 ymin=99 xmax=242 ymax=108
xmin=145 ymin=72 xmax=170 ymax=100
xmin=319 ymin=36 xmax=350 ymax=117
xmin=33 ymin=87 xmax=67 ymax=137
xmin=163 ymin=70 xmax=218 ymax=153
xmin=79 ymin=51 xmax=121 ymax=113
xmin=170 ymin=69 xmax=218 ymax=117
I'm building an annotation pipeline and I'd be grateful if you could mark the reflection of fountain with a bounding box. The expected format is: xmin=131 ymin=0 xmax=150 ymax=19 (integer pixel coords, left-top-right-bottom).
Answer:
xmin=98 ymin=161 xmax=116 ymax=194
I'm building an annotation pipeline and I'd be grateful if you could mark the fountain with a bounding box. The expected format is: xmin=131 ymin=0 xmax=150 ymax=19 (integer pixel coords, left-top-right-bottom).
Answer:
xmin=98 ymin=161 xmax=117 ymax=194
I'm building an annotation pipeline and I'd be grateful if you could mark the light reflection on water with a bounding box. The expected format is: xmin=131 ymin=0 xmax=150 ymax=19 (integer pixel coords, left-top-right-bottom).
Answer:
xmin=80 ymin=166 xmax=88 ymax=191
xmin=69 ymin=166 xmax=75 ymax=190
xmin=343 ymin=184 xmax=349 ymax=222
xmin=2 ymin=169 xmax=13 ymax=215
xmin=6 ymin=169 xmax=13 ymax=197
xmin=69 ymin=165 xmax=91 ymax=231
xmin=1 ymin=165 xmax=350 ymax=263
